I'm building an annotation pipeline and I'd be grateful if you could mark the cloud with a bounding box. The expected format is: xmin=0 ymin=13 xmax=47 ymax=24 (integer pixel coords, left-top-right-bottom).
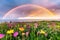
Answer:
xmin=31 ymin=0 xmax=60 ymax=8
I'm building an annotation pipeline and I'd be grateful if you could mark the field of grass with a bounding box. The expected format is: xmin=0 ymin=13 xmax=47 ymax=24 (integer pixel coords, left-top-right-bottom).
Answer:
xmin=0 ymin=21 xmax=60 ymax=40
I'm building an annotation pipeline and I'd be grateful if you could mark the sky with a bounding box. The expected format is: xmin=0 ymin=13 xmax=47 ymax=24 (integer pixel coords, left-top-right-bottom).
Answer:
xmin=0 ymin=0 xmax=60 ymax=18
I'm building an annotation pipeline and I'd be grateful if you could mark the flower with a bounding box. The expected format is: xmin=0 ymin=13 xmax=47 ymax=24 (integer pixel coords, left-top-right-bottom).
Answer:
xmin=37 ymin=31 xmax=40 ymax=35
xmin=7 ymin=23 xmax=12 ymax=28
xmin=19 ymin=27 xmax=24 ymax=31
xmin=40 ymin=30 xmax=45 ymax=34
xmin=26 ymin=25 xmax=31 ymax=31
xmin=45 ymin=33 xmax=48 ymax=37
xmin=34 ymin=23 xmax=38 ymax=28
xmin=26 ymin=25 xmax=30 ymax=29
xmin=7 ymin=29 xmax=14 ymax=34
xmin=48 ymin=24 xmax=51 ymax=28
xmin=25 ymin=32 xmax=29 ymax=37
xmin=51 ymin=22 xmax=56 ymax=27
xmin=0 ymin=34 xmax=5 ymax=39
xmin=57 ymin=25 xmax=60 ymax=28
xmin=13 ymin=31 xmax=18 ymax=37
xmin=22 ymin=33 xmax=25 ymax=36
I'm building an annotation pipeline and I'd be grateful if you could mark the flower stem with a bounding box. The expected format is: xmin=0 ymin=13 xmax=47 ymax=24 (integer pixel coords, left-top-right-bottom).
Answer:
xmin=10 ymin=34 xmax=12 ymax=40
xmin=6 ymin=35 xmax=7 ymax=40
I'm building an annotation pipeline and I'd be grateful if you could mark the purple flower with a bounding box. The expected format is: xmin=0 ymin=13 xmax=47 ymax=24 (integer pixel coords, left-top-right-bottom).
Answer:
xmin=0 ymin=34 xmax=5 ymax=39
xmin=13 ymin=32 xmax=18 ymax=37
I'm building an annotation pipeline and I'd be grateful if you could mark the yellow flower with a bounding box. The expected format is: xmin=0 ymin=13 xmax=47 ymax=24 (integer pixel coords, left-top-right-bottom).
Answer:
xmin=40 ymin=30 xmax=45 ymax=34
xmin=22 ymin=33 xmax=25 ymax=36
xmin=7 ymin=29 xmax=14 ymax=34
xmin=19 ymin=27 xmax=24 ymax=31
xmin=57 ymin=25 xmax=60 ymax=28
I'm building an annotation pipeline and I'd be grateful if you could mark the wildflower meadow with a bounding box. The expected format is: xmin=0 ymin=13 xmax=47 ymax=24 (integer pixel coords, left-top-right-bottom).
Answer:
xmin=0 ymin=21 xmax=60 ymax=40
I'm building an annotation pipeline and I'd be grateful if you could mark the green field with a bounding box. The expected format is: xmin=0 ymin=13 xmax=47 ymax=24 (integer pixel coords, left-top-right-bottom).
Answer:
xmin=0 ymin=21 xmax=60 ymax=40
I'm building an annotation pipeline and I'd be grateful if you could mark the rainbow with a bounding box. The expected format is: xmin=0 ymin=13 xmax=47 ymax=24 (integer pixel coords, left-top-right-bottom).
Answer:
xmin=3 ymin=4 xmax=55 ymax=19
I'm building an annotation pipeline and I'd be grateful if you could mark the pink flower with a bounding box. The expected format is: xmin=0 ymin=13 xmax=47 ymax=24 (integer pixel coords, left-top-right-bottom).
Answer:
xmin=26 ymin=25 xmax=31 ymax=31
xmin=48 ymin=24 xmax=51 ymax=28
xmin=37 ymin=31 xmax=40 ymax=35
xmin=7 ymin=23 xmax=12 ymax=28
xmin=0 ymin=34 xmax=5 ymax=39
xmin=25 ymin=32 xmax=29 ymax=37
xmin=45 ymin=33 xmax=48 ymax=37
xmin=51 ymin=22 xmax=56 ymax=27
xmin=27 ymin=25 xmax=30 ymax=29
xmin=13 ymin=32 xmax=18 ymax=37
xmin=34 ymin=23 xmax=38 ymax=28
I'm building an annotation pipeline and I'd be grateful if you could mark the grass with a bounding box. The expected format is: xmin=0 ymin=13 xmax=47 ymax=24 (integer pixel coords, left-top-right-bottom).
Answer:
xmin=0 ymin=21 xmax=60 ymax=40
